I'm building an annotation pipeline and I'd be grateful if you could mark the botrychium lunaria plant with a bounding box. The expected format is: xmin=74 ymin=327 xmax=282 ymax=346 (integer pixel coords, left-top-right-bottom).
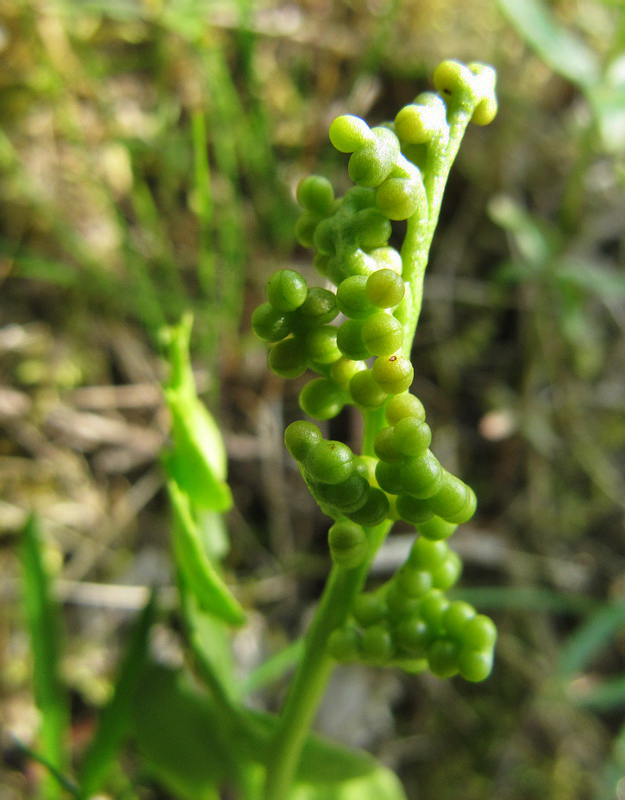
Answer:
xmin=252 ymin=59 xmax=498 ymax=799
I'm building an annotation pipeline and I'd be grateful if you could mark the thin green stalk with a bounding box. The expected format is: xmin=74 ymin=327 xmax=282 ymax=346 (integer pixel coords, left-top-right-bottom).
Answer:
xmin=11 ymin=737 xmax=80 ymax=798
xmin=558 ymin=121 xmax=595 ymax=235
xmin=203 ymin=46 xmax=248 ymax=333
xmin=131 ymin=179 xmax=190 ymax=320
xmin=400 ymin=109 xmax=473 ymax=353
xmin=262 ymin=520 xmax=392 ymax=800
xmin=362 ymin=404 xmax=388 ymax=457
xmin=191 ymin=109 xmax=217 ymax=359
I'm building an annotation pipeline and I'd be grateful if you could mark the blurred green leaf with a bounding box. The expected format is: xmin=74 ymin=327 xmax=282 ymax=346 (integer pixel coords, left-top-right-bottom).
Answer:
xmin=181 ymin=584 xmax=240 ymax=703
xmin=132 ymin=662 xmax=385 ymax=799
xmin=456 ymin=586 xmax=595 ymax=615
xmin=169 ymin=481 xmax=245 ymax=626
xmin=498 ymin=0 xmax=601 ymax=90
xmin=238 ymin=709 xmax=379 ymax=785
xmin=195 ymin=509 xmax=230 ymax=562
xmin=133 ymin=664 xmax=234 ymax=800
xmin=493 ymin=257 xmax=544 ymax=285
xmin=133 ymin=662 xmax=380 ymax=794
xmin=163 ymin=406 xmax=233 ymax=510
xmin=4 ymin=246 xmax=124 ymax=308
xmin=161 ymin=0 xmax=211 ymax=40
xmin=8 ymin=253 xmax=83 ymax=287
xmin=162 ymin=314 xmax=232 ymax=512
xmin=569 ymin=673 xmax=625 ymax=712
xmin=20 ymin=514 xmax=69 ymax=798
xmin=499 ymin=0 xmax=625 ymax=155
xmin=289 ymin=763 xmax=407 ymax=800
xmin=78 ymin=593 xmax=157 ymax=797
xmin=555 ymin=258 xmax=625 ymax=300
xmin=558 ymin=601 xmax=625 ymax=677
xmin=240 ymin=638 xmax=305 ymax=697
xmin=57 ymin=0 xmax=145 ymax=22
xmin=600 ymin=716 xmax=625 ymax=800
xmin=590 ymin=56 xmax=625 ymax=153
xmin=9 ymin=736 xmax=80 ymax=798
xmin=488 ymin=195 xmax=556 ymax=266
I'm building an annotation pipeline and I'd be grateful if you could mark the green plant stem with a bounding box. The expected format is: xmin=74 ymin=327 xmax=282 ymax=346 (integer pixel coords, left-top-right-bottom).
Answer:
xmin=262 ymin=520 xmax=392 ymax=800
xmin=400 ymin=109 xmax=473 ymax=355
xmin=11 ymin=736 xmax=80 ymax=798
xmin=191 ymin=109 xmax=218 ymax=361
xmin=362 ymin=404 xmax=387 ymax=456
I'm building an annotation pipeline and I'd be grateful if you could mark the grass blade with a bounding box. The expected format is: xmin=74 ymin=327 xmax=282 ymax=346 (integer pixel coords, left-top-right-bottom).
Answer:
xmin=557 ymin=601 xmax=625 ymax=678
xmin=568 ymin=674 xmax=625 ymax=713
xmin=191 ymin=109 xmax=217 ymax=356
xmin=240 ymin=638 xmax=304 ymax=697
xmin=498 ymin=0 xmax=600 ymax=90
xmin=455 ymin=586 xmax=595 ymax=615
xmin=10 ymin=736 xmax=80 ymax=798
xmin=181 ymin=588 xmax=239 ymax=706
xmin=132 ymin=664 xmax=232 ymax=800
xmin=20 ymin=513 xmax=69 ymax=798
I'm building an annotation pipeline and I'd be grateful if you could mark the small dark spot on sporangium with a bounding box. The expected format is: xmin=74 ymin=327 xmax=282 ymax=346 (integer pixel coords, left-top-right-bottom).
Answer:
xmin=389 ymin=356 xmax=397 ymax=362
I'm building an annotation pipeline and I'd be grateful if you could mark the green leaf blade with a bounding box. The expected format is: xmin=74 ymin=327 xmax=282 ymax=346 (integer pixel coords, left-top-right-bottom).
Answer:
xmin=558 ymin=601 xmax=625 ymax=678
xmin=78 ymin=593 xmax=157 ymax=797
xmin=164 ymin=393 xmax=233 ymax=512
xmin=131 ymin=663 xmax=389 ymax=798
xmin=556 ymin=258 xmax=625 ymax=300
xmin=20 ymin=514 xmax=70 ymax=797
xmin=289 ymin=763 xmax=407 ymax=800
xmin=132 ymin=664 xmax=234 ymax=800
xmin=569 ymin=674 xmax=625 ymax=713
xmin=239 ymin=708 xmax=379 ymax=785
xmin=169 ymin=482 xmax=246 ymax=626
xmin=240 ymin=639 xmax=305 ymax=697
xmin=498 ymin=0 xmax=601 ymax=90
xmin=181 ymin=584 xmax=240 ymax=704
xmin=162 ymin=314 xmax=233 ymax=512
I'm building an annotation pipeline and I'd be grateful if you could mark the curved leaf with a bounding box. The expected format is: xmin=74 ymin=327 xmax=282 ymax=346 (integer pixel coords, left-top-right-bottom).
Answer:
xmin=164 ymin=392 xmax=233 ymax=512
xmin=169 ymin=482 xmax=245 ymax=626
xmin=162 ymin=313 xmax=232 ymax=512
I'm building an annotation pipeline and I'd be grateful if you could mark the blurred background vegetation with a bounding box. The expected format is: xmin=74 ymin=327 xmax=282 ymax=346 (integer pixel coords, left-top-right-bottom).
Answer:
xmin=1 ymin=0 xmax=625 ymax=798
